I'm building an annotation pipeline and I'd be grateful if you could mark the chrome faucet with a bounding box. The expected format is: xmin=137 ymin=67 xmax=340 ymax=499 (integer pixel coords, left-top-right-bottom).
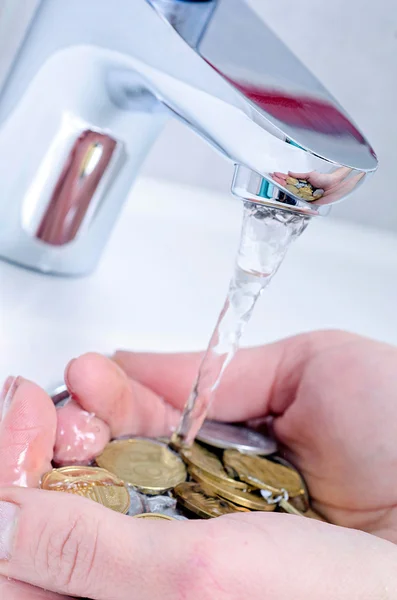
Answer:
xmin=0 ymin=0 xmax=377 ymax=276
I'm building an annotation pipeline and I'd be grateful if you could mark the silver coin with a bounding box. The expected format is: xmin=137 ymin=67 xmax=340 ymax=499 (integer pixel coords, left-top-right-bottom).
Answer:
xmin=143 ymin=494 xmax=178 ymax=514
xmin=197 ymin=420 xmax=278 ymax=455
xmin=139 ymin=494 xmax=188 ymax=520
xmin=127 ymin=487 xmax=146 ymax=516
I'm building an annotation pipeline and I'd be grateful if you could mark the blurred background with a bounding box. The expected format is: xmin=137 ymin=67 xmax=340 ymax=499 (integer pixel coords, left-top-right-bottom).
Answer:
xmin=142 ymin=0 xmax=397 ymax=232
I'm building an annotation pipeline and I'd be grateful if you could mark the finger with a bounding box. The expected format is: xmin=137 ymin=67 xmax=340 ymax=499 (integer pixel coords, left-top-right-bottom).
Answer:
xmin=320 ymin=172 xmax=365 ymax=204
xmin=272 ymin=174 xmax=287 ymax=186
xmin=0 ymin=576 xmax=69 ymax=600
xmin=113 ymin=330 xmax=355 ymax=421
xmin=65 ymin=332 xmax=356 ymax=442
xmin=0 ymin=487 xmax=395 ymax=600
xmin=272 ymin=172 xmax=288 ymax=180
xmin=287 ymin=170 xmax=310 ymax=179
xmin=54 ymin=399 xmax=111 ymax=465
xmin=0 ymin=487 xmax=203 ymax=600
xmin=114 ymin=347 xmax=281 ymax=421
xmin=271 ymin=172 xmax=288 ymax=185
xmin=289 ymin=167 xmax=351 ymax=187
xmin=0 ymin=382 xmax=66 ymax=599
xmin=327 ymin=166 xmax=352 ymax=183
xmin=65 ymin=353 xmax=181 ymax=438
xmin=66 ymin=348 xmax=272 ymax=437
xmin=0 ymin=378 xmax=57 ymax=487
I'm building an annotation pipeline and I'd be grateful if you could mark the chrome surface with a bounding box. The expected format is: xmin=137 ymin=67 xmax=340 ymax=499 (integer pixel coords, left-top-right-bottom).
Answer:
xmin=147 ymin=0 xmax=216 ymax=46
xmin=31 ymin=129 xmax=124 ymax=245
xmin=0 ymin=0 xmax=377 ymax=275
xmin=0 ymin=1 xmax=40 ymax=90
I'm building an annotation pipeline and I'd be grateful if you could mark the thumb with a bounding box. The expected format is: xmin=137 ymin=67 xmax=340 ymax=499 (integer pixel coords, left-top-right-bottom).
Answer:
xmin=0 ymin=487 xmax=202 ymax=600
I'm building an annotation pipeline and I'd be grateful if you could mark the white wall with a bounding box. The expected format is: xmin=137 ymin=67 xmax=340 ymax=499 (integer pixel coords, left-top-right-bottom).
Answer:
xmin=142 ymin=0 xmax=397 ymax=232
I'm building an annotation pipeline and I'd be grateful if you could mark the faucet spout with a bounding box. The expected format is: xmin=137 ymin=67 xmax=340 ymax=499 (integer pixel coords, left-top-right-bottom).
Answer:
xmin=145 ymin=0 xmax=377 ymax=215
xmin=0 ymin=0 xmax=378 ymax=275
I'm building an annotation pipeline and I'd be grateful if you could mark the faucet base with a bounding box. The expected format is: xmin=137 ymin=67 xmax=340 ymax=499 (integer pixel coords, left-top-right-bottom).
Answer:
xmin=0 ymin=47 xmax=167 ymax=277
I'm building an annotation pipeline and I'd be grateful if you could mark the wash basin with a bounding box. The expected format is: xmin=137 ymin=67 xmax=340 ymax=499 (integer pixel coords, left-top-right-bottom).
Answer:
xmin=1 ymin=178 xmax=397 ymax=390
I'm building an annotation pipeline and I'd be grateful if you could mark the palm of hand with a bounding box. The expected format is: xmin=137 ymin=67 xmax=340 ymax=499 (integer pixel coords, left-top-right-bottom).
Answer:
xmin=109 ymin=331 xmax=397 ymax=543
xmin=270 ymin=334 xmax=397 ymax=540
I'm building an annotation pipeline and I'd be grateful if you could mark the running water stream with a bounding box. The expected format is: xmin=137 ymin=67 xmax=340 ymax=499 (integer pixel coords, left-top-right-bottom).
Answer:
xmin=172 ymin=203 xmax=309 ymax=448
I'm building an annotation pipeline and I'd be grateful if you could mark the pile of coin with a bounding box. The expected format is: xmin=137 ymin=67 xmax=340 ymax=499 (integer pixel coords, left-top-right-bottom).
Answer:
xmin=284 ymin=176 xmax=324 ymax=202
xmin=40 ymin=420 xmax=326 ymax=523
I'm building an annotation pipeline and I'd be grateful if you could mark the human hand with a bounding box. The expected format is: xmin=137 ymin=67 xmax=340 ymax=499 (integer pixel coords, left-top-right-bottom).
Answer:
xmin=60 ymin=330 xmax=397 ymax=542
xmin=1 ymin=330 xmax=397 ymax=599
xmin=272 ymin=167 xmax=365 ymax=204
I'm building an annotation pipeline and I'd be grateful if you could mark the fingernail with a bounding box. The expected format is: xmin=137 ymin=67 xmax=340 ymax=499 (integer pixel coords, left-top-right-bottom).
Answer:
xmin=0 ymin=501 xmax=19 ymax=560
xmin=1 ymin=377 xmax=21 ymax=420
xmin=64 ymin=359 xmax=76 ymax=393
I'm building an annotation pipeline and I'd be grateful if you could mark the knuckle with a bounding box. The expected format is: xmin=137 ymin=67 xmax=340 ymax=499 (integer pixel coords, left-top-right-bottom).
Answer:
xmin=37 ymin=510 xmax=99 ymax=594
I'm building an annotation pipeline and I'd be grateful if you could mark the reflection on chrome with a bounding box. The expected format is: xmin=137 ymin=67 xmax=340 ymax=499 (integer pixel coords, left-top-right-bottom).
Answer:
xmin=0 ymin=0 xmax=377 ymax=275
xmin=35 ymin=131 xmax=120 ymax=246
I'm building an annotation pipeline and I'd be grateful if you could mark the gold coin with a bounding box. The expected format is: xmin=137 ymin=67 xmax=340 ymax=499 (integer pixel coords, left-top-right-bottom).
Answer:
xmin=157 ymin=437 xmax=170 ymax=444
xmin=181 ymin=443 xmax=248 ymax=490
xmin=133 ymin=513 xmax=176 ymax=521
xmin=40 ymin=466 xmax=130 ymax=514
xmin=174 ymin=482 xmax=249 ymax=519
xmin=191 ymin=464 xmax=254 ymax=492
xmin=223 ymin=450 xmax=305 ymax=497
xmin=270 ymin=457 xmax=309 ymax=512
xmin=189 ymin=467 xmax=275 ymax=512
xmin=96 ymin=438 xmax=187 ymax=495
xmin=286 ymin=184 xmax=298 ymax=194
xmin=286 ymin=176 xmax=299 ymax=185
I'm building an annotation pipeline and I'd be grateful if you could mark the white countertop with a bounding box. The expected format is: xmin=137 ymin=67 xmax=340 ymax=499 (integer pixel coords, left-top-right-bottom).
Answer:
xmin=1 ymin=177 xmax=397 ymax=389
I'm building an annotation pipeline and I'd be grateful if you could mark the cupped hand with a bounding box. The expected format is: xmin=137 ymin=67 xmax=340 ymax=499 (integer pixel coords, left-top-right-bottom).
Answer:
xmin=272 ymin=167 xmax=365 ymax=204
xmin=64 ymin=330 xmax=397 ymax=542
xmin=1 ymin=330 xmax=397 ymax=600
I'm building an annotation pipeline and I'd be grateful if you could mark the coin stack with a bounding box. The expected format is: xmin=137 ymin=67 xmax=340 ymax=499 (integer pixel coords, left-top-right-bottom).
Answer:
xmin=285 ymin=176 xmax=324 ymax=202
xmin=40 ymin=420 xmax=326 ymax=523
